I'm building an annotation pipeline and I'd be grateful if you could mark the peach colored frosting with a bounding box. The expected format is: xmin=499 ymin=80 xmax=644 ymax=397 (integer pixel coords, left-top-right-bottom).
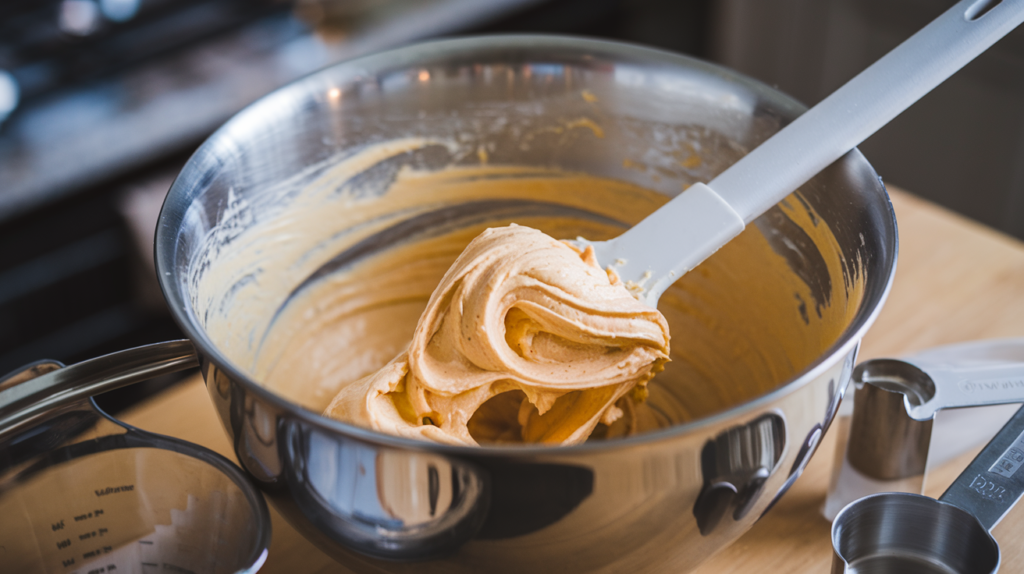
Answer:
xmin=324 ymin=225 xmax=670 ymax=446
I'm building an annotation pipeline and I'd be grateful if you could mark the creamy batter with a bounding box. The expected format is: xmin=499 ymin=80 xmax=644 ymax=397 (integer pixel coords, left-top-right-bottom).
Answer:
xmin=324 ymin=225 xmax=670 ymax=445
xmin=191 ymin=139 xmax=864 ymax=445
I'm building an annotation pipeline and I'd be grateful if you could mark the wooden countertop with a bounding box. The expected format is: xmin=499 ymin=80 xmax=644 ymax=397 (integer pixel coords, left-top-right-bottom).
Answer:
xmin=120 ymin=188 xmax=1024 ymax=573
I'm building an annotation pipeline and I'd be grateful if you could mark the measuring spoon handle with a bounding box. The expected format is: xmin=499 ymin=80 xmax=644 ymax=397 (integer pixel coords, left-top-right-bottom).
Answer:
xmin=906 ymin=360 xmax=1024 ymax=420
xmin=939 ymin=404 xmax=1024 ymax=530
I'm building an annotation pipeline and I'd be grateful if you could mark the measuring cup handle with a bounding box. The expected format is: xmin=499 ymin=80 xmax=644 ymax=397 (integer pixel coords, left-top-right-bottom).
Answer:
xmin=0 ymin=340 xmax=198 ymax=436
xmin=906 ymin=359 xmax=1024 ymax=420
xmin=939 ymin=404 xmax=1024 ymax=530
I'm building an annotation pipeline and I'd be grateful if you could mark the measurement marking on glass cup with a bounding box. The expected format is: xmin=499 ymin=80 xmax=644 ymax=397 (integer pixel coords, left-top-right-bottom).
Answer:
xmin=989 ymin=427 xmax=1024 ymax=478
xmin=94 ymin=485 xmax=134 ymax=497
xmin=76 ymin=563 xmax=118 ymax=573
xmin=74 ymin=508 xmax=106 ymax=522
xmin=139 ymin=540 xmax=153 ymax=545
xmin=82 ymin=546 xmax=113 ymax=560
xmin=78 ymin=527 xmax=109 ymax=541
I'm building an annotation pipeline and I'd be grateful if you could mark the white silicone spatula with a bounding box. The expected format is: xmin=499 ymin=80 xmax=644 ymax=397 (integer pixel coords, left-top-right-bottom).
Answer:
xmin=576 ymin=0 xmax=1024 ymax=307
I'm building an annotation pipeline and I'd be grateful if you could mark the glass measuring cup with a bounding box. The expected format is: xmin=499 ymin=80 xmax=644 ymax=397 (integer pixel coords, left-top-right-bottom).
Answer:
xmin=831 ymin=404 xmax=1024 ymax=573
xmin=0 ymin=341 xmax=271 ymax=573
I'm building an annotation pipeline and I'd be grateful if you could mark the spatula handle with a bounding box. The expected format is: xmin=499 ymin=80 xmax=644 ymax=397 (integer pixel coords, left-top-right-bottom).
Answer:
xmin=586 ymin=0 xmax=1024 ymax=307
xmin=711 ymin=0 xmax=1024 ymax=223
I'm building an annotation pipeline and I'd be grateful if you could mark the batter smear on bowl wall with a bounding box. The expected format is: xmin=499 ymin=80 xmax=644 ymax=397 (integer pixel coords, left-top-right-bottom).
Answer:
xmin=193 ymin=140 xmax=863 ymax=447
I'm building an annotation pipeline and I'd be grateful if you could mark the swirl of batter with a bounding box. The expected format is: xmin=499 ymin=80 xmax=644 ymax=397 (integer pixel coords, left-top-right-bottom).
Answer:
xmin=324 ymin=224 xmax=670 ymax=446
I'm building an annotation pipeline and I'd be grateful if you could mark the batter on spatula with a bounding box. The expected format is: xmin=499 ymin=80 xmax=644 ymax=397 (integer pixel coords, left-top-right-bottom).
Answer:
xmin=324 ymin=224 xmax=670 ymax=446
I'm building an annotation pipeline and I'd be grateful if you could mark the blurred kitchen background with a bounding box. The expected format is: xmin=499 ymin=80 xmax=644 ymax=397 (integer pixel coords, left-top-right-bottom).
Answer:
xmin=1 ymin=0 xmax=1020 ymax=410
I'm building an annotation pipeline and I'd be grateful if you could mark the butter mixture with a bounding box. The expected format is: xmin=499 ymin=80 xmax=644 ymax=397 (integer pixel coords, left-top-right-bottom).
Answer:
xmin=191 ymin=139 xmax=864 ymax=446
xmin=324 ymin=225 xmax=670 ymax=445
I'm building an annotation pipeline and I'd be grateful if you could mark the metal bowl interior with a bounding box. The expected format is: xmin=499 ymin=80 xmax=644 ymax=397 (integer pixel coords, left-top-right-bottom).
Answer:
xmin=155 ymin=36 xmax=897 ymax=572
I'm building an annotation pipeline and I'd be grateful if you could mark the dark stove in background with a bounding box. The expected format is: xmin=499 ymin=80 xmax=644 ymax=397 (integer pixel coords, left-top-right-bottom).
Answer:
xmin=0 ymin=0 xmax=714 ymax=412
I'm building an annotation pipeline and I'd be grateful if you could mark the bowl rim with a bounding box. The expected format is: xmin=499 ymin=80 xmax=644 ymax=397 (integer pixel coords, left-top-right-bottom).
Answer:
xmin=155 ymin=33 xmax=898 ymax=457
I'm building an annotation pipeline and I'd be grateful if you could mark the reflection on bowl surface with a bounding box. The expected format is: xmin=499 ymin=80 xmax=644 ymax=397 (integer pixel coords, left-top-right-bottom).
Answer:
xmin=158 ymin=35 xmax=894 ymax=573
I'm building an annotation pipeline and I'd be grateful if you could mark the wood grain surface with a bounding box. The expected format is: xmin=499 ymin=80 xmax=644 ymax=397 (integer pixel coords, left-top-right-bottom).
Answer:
xmin=120 ymin=188 xmax=1024 ymax=573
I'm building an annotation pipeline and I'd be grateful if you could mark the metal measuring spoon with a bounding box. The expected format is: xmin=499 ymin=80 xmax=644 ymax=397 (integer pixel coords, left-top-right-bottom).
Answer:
xmin=823 ymin=345 xmax=1024 ymax=520
xmin=575 ymin=0 xmax=1024 ymax=306
xmin=864 ymin=357 xmax=1024 ymax=422
xmin=831 ymin=404 xmax=1024 ymax=573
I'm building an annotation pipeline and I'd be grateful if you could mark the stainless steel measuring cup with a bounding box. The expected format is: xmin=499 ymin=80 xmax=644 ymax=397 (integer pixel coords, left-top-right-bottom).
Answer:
xmin=0 ymin=341 xmax=271 ymax=573
xmin=831 ymin=404 xmax=1024 ymax=573
xmin=824 ymin=340 xmax=1024 ymax=519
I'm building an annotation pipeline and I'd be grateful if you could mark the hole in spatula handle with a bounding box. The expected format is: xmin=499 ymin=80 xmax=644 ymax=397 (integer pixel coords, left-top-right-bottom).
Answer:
xmin=966 ymin=0 xmax=1002 ymax=21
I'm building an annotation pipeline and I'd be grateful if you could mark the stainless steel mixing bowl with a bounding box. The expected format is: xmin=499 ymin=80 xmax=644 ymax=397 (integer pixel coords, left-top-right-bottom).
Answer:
xmin=154 ymin=36 xmax=897 ymax=573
